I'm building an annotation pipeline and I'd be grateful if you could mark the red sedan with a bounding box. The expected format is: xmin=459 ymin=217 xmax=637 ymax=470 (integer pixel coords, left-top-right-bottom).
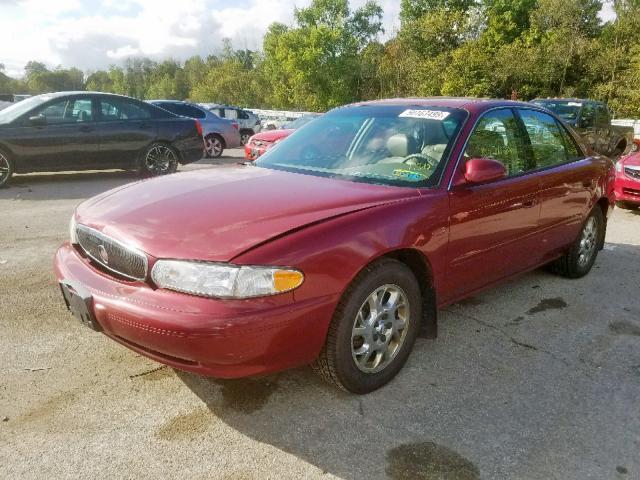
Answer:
xmin=244 ymin=114 xmax=321 ymax=160
xmin=55 ymin=98 xmax=614 ymax=393
xmin=615 ymin=152 xmax=640 ymax=210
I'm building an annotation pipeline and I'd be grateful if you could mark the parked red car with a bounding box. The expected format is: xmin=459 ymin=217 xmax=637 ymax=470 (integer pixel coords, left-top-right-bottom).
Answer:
xmin=244 ymin=114 xmax=320 ymax=160
xmin=55 ymin=98 xmax=614 ymax=393
xmin=615 ymin=152 xmax=640 ymax=209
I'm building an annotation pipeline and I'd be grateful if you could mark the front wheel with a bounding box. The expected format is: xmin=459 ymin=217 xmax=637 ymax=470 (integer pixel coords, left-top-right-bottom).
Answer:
xmin=551 ymin=207 xmax=604 ymax=278
xmin=204 ymin=134 xmax=224 ymax=158
xmin=312 ymin=258 xmax=422 ymax=394
xmin=617 ymin=201 xmax=639 ymax=211
xmin=138 ymin=143 xmax=178 ymax=177
xmin=0 ymin=150 xmax=13 ymax=188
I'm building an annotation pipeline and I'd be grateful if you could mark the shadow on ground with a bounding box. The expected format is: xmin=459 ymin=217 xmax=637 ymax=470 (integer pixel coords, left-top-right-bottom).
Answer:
xmin=173 ymin=243 xmax=639 ymax=480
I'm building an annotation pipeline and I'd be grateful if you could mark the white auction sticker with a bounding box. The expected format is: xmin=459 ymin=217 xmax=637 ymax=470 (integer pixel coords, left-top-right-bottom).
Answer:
xmin=567 ymin=102 xmax=582 ymax=107
xmin=399 ymin=109 xmax=450 ymax=120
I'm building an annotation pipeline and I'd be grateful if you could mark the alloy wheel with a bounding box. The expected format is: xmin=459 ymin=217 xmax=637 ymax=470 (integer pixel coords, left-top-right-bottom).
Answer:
xmin=205 ymin=136 xmax=223 ymax=157
xmin=351 ymin=284 xmax=410 ymax=374
xmin=577 ymin=216 xmax=598 ymax=267
xmin=241 ymin=133 xmax=251 ymax=145
xmin=0 ymin=152 xmax=10 ymax=185
xmin=145 ymin=145 xmax=177 ymax=174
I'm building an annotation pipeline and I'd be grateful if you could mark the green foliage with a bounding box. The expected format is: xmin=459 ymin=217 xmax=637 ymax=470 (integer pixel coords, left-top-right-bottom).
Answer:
xmin=4 ymin=0 xmax=640 ymax=118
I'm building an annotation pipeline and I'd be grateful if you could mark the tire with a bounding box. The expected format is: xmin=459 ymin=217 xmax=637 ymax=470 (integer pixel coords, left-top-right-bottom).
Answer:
xmin=137 ymin=143 xmax=178 ymax=177
xmin=616 ymin=201 xmax=639 ymax=211
xmin=204 ymin=134 xmax=224 ymax=158
xmin=240 ymin=130 xmax=253 ymax=146
xmin=312 ymin=258 xmax=422 ymax=394
xmin=0 ymin=149 xmax=13 ymax=188
xmin=551 ymin=207 xmax=605 ymax=279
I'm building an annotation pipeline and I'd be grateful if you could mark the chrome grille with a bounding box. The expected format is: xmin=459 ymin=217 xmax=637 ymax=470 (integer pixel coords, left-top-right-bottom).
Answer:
xmin=76 ymin=225 xmax=148 ymax=281
xmin=625 ymin=167 xmax=640 ymax=180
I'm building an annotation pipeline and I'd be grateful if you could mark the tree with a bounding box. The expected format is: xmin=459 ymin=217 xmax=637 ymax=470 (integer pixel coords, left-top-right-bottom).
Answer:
xmin=261 ymin=0 xmax=383 ymax=110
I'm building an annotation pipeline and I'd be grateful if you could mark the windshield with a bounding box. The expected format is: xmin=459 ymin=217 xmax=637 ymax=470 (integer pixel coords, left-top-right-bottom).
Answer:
xmin=531 ymin=100 xmax=582 ymax=122
xmin=284 ymin=115 xmax=320 ymax=130
xmin=0 ymin=94 xmax=51 ymax=124
xmin=256 ymin=105 xmax=467 ymax=187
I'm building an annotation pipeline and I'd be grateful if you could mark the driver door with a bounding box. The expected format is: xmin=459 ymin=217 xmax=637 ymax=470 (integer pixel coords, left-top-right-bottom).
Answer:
xmin=15 ymin=96 xmax=100 ymax=171
xmin=444 ymin=108 xmax=543 ymax=302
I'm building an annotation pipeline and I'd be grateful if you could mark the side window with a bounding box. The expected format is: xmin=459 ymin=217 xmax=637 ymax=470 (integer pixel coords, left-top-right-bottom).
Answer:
xmin=237 ymin=109 xmax=249 ymax=120
xmin=463 ymin=109 xmax=529 ymax=177
xmin=225 ymin=109 xmax=238 ymax=120
xmin=34 ymin=98 xmax=93 ymax=124
xmin=558 ymin=124 xmax=583 ymax=160
xmin=518 ymin=109 xmax=570 ymax=168
xmin=100 ymin=98 xmax=151 ymax=121
xmin=181 ymin=105 xmax=206 ymax=119
xmin=595 ymin=104 xmax=610 ymax=129
xmin=580 ymin=103 xmax=595 ymax=128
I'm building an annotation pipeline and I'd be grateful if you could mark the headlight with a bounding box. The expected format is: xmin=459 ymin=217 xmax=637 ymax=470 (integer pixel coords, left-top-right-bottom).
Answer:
xmin=151 ymin=260 xmax=304 ymax=299
xmin=616 ymin=161 xmax=623 ymax=173
xmin=69 ymin=214 xmax=78 ymax=244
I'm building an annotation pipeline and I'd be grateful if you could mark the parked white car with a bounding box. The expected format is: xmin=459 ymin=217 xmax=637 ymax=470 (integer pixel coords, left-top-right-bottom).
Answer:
xmin=199 ymin=104 xmax=262 ymax=145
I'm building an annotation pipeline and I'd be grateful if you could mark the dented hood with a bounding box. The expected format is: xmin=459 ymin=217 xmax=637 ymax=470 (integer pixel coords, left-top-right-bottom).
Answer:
xmin=76 ymin=165 xmax=419 ymax=262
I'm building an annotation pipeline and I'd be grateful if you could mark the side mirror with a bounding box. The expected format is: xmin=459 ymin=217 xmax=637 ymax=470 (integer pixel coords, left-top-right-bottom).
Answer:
xmin=28 ymin=115 xmax=47 ymax=127
xmin=464 ymin=157 xmax=507 ymax=184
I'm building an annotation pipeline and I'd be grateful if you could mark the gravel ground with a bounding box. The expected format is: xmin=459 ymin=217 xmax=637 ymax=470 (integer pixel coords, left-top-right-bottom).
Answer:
xmin=1 ymin=149 xmax=639 ymax=480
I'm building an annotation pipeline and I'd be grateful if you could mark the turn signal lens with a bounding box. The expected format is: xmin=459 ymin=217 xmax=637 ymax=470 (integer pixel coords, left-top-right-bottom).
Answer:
xmin=273 ymin=270 xmax=304 ymax=292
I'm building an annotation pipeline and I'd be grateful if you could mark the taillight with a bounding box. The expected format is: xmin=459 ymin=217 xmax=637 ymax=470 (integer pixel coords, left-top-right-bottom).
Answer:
xmin=232 ymin=122 xmax=239 ymax=130
xmin=194 ymin=120 xmax=203 ymax=137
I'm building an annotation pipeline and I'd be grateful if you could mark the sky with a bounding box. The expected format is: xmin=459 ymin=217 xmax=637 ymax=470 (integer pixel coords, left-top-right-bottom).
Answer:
xmin=0 ymin=0 xmax=614 ymax=78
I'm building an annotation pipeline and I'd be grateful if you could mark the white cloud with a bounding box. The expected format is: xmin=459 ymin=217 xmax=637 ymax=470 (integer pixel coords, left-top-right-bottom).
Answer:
xmin=0 ymin=0 xmax=615 ymax=78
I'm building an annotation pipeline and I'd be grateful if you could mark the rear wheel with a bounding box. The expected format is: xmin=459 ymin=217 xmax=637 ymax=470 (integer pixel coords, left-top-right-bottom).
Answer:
xmin=240 ymin=130 xmax=253 ymax=146
xmin=0 ymin=150 xmax=13 ymax=188
xmin=138 ymin=143 xmax=178 ymax=177
xmin=204 ymin=134 xmax=224 ymax=158
xmin=312 ymin=258 xmax=422 ymax=394
xmin=551 ymin=207 xmax=604 ymax=278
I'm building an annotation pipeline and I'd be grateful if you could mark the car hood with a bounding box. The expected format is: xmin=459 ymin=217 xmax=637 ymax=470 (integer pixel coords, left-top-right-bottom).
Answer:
xmin=76 ymin=165 xmax=420 ymax=262
xmin=252 ymin=129 xmax=293 ymax=142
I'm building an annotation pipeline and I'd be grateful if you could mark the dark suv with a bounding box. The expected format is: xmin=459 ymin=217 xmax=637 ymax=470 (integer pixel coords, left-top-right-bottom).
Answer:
xmin=531 ymin=99 xmax=634 ymax=158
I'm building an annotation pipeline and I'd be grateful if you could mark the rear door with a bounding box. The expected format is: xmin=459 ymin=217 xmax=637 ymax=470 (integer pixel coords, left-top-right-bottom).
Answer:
xmin=446 ymin=108 xmax=542 ymax=301
xmin=517 ymin=108 xmax=594 ymax=258
xmin=96 ymin=96 xmax=157 ymax=168
xmin=12 ymin=96 xmax=100 ymax=171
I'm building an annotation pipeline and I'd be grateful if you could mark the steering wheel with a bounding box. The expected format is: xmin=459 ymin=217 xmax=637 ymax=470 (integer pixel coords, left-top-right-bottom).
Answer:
xmin=402 ymin=153 xmax=438 ymax=169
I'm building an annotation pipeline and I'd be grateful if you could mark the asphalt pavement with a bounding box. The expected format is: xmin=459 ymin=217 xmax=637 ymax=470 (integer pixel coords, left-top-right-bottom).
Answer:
xmin=1 ymin=149 xmax=639 ymax=479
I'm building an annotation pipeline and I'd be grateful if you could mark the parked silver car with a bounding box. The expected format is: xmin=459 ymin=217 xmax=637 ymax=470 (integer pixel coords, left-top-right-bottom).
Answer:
xmin=148 ymin=100 xmax=241 ymax=158
xmin=199 ymin=104 xmax=262 ymax=145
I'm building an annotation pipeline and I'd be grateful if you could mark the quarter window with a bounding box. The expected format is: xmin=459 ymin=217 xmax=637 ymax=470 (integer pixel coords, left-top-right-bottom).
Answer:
xmin=463 ymin=109 xmax=529 ymax=177
xmin=518 ymin=109 xmax=572 ymax=168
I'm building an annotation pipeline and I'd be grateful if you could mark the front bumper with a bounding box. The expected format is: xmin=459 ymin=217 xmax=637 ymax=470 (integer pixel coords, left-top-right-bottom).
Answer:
xmin=615 ymin=170 xmax=640 ymax=205
xmin=54 ymin=243 xmax=337 ymax=378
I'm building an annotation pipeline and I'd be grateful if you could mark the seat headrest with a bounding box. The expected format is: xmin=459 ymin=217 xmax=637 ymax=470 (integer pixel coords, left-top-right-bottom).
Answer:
xmin=78 ymin=110 xmax=90 ymax=122
xmin=387 ymin=134 xmax=416 ymax=158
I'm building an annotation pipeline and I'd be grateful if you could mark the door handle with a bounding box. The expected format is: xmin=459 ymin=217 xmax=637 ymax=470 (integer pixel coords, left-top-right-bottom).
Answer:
xmin=79 ymin=125 xmax=94 ymax=133
xmin=140 ymin=123 xmax=152 ymax=130
xmin=522 ymin=200 xmax=537 ymax=208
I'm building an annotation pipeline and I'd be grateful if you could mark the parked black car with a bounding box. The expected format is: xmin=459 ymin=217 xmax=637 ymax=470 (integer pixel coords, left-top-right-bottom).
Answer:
xmin=0 ymin=92 xmax=204 ymax=187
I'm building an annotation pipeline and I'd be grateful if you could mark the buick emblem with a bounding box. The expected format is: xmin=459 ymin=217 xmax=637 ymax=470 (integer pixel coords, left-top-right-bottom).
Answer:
xmin=98 ymin=245 xmax=109 ymax=264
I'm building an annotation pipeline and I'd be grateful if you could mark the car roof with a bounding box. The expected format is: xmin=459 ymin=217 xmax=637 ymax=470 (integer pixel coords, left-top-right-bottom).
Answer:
xmin=532 ymin=98 xmax=603 ymax=104
xmin=346 ymin=97 xmax=544 ymax=114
